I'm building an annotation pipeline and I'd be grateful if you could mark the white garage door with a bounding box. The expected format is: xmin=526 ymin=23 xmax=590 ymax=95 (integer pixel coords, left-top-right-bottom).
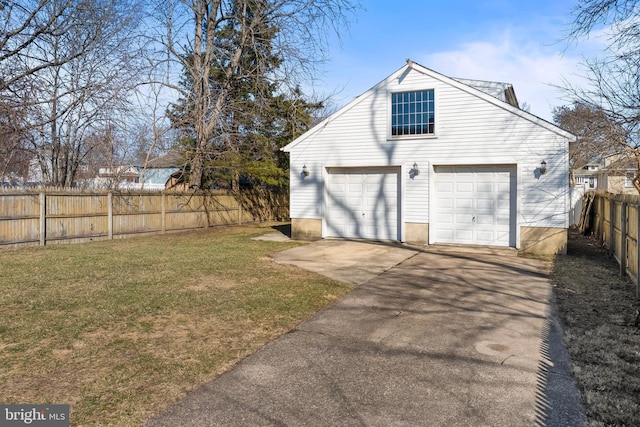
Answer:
xmin=326 ymin=168 xmax=400 ymax=240
xmin=433 ymin=165 xmax=515 ymax=247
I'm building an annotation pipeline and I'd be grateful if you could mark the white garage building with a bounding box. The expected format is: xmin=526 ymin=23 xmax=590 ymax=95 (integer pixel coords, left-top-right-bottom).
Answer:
xmin=282 ymin=61 xmax=574 ymax=255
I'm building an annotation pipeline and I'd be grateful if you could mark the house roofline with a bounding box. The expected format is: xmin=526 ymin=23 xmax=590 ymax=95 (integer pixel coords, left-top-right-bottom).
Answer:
xmin=282 ymin=60 xmax=575 ymax=153
xmin=406 ymin=60 xmax=576 ymax=141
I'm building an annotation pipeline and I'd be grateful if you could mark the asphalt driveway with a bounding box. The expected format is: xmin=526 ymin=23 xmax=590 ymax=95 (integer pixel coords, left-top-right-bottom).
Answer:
xmin=145 ymin=240 xmax=586 ymax=426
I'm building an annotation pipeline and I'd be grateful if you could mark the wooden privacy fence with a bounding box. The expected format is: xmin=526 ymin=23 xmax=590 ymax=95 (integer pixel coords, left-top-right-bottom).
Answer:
xmin=0 ymin=189 xmax=289 ymax=247
xmin=582 ymin=191 xmax=640 ymax=298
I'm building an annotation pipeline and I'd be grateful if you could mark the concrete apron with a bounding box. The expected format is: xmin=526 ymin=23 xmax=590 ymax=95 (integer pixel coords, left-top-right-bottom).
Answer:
xmin=145 ymin=241 xmax=585 ymax=427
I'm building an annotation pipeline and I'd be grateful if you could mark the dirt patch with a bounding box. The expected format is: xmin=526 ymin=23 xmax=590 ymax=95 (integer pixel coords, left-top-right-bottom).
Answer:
xmin=551 ymin=228 xmax=640 ymax=426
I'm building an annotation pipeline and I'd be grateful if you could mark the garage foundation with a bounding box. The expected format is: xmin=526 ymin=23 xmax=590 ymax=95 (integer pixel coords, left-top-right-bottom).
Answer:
xmin=520 ymin=227 xmax=568 ymax=255
xmin=405 ymin=222 xmax=429 ymax=245
xmin=291 ymin=218 xmax=322 ymax=241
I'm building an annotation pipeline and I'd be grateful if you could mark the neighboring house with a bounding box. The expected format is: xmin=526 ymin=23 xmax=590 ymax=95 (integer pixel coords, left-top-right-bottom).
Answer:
xmin=573 ymin=163 xmax=599 ymax=190
xmin=94 ymin=165 xmax=139 ymax=188
xmin=597 ymin=153 xmax=638 ymax=195
xmin=569 ymin=163 xmax=599 ymax=227
xmin=136 ymin=150 xmax=185 ymax=191
xmin=282 ymin=60 xmax=575 ymax=255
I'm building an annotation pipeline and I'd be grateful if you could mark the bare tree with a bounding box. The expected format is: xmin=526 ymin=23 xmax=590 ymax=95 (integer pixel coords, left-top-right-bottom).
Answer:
xmin=553 ymin=102 xmax=620 ymax=184
xmin=3 ymin=0 xmax=148 ymax=187
xmin=0 ymin=96 xmax=31 ymax=183
xmin=564 ymin=0 xmax=640 ymax=193
xmin=151 ymin=0 xmax=359 ymax=189
xmin=0 ymin=0 xmax=105 ymax=93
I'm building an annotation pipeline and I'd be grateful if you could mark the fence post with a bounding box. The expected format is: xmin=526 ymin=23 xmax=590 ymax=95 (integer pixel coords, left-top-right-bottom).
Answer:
xmin=637 ymin=204 xmax=640 ymax=299
xmin=39 ymin=192 xmax=46 ymax=246
xmin=609 ymin=198 xmax=615 ymax=256
xmin=621 ymin=202 xmax=627 ymax=276
xmin=599 ymin=196 xmax=605 ymax=240
xmin=161 ymin=192 xmax=166 ymax=234
xmin=107 ymin=192 xmax=113 ymax=240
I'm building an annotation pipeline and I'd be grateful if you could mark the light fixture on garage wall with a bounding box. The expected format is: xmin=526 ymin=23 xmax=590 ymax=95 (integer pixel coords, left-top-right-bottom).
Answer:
xmin=411 ymin=162 xmax=420 ymax=176
xmin=540 ymin=160 xmax=547 ymax=175
xmin=302 ymin=165 xmax=309 ymax=177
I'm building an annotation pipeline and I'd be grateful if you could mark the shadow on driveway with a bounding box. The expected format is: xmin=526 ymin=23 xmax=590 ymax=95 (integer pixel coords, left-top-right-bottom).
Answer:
xmin=145 ymin=241 xmax=586 ymax=427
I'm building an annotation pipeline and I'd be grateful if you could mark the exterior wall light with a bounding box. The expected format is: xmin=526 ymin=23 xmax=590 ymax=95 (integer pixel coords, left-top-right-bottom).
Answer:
xmin=412 ymin=162 xmax=420 ymax=176
xmin=540 ymin=160 xmax=547 ymax=175
xmin=302 ymin=164 xmax=309 ymax=177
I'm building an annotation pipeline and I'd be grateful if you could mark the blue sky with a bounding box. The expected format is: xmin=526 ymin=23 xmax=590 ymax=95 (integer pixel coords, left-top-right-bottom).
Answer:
xmin=314 ymin=0 xmax=602 ymax=121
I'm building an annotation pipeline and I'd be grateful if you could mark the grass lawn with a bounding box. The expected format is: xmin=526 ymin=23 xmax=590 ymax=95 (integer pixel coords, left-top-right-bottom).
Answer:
xmin=551 ymin=229 xmax=640 ymax=426
xmin=0 ymin=223 xmax=352 ymax=425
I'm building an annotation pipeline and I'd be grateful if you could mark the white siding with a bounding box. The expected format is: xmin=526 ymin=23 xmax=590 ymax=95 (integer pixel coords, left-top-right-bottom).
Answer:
xmin=286 ymin=65 xmax=570 ymax=239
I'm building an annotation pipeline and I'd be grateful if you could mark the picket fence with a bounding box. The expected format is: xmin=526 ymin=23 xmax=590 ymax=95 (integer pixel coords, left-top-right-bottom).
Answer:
xmin=0 ymin=189 xmax=288 ymax=247
xmin=582 ymin=191 xmax=640 ymax=298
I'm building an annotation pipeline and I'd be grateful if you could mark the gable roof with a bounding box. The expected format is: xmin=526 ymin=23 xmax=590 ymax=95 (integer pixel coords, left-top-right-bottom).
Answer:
xmin=282 ymin=60 xmax=575 ymax=152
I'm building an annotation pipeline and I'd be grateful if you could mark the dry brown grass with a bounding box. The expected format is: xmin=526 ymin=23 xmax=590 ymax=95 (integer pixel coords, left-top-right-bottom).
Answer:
xmin=0 ymin=223 xmax=352 ymax=425
xmin=551 ymin=229 xmax=640 ymax=426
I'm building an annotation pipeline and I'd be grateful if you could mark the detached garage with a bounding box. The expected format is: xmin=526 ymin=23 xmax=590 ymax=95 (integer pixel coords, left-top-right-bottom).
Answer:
xmin=282 ymin=60 xmax=575 ymax=255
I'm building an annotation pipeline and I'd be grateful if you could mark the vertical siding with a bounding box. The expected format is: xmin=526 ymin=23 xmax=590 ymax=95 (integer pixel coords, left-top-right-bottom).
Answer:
xmin=287 ymin=67 xmax=570 ymax=231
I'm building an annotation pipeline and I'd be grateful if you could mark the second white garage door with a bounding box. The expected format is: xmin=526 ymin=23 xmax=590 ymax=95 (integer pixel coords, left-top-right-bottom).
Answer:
xmin=433 ymin=165 xmax=516 ymax=247
xmin=325 ymin=168 xmax=400 ymax=240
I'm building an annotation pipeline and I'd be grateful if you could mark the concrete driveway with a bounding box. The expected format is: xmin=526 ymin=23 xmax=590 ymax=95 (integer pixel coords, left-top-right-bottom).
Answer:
xmin=145 ymin=240 xmax=586 ymax=427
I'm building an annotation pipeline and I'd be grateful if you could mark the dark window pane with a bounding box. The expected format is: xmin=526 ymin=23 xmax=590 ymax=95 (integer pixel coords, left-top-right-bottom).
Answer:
xmin=391 ymin=89 xmax=435 ymax=136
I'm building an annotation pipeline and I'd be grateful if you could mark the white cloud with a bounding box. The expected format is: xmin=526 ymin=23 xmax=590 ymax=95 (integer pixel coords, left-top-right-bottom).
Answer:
xmin=418 ymin=30 xmax=592 ymax=121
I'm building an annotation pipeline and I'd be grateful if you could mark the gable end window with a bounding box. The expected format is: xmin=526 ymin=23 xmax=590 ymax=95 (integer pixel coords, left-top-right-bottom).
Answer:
xmin=391 ymin=89 xmax=435 ymax=137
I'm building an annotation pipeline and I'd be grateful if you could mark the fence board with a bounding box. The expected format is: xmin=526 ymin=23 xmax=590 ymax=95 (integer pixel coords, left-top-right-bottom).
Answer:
xmin=587 ymin=191 xmax=640 ymax=299
xmin=0 ymin=190 xmax=288 ymax=248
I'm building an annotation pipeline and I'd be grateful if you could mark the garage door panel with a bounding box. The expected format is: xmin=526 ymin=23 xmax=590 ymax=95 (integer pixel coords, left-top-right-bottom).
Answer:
xmin=476 ymin=231 xmax=494 ymax=242
xmin=456 ymin=214 xmax=474 ymax=224
xmin=434 ymin=166 xmax=515 ymax=247
xmin=436 ymin=213 xmax=454 ymax=223
xmin=326 ymin=169 xmax=399 ymax=240
xmin=455 ymin=229 xmax=473 ymax=241
xmin=498 ymin=182 xmax=510 ymax=191
xmin=437 ymin=182 xmax=453 ymax=192
xmin=476 ymin=198 xmax=494 ymax=210
xmin=439 ymin=198 xmax=454 ymax=209
xmin=477 ymin=182 xmax=494 ymax=192
xmin=456 ymin=182 xmax=473 ymax=192
xmin=497 ymin=215 xmax=510 ymax=226
xmin=456 ymin=199 xmax=473 ymax=209
xmin=497 ymin=198 xmax=510 ymax=210
xmin=476 ymin=214 xmax=494 ymax=225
